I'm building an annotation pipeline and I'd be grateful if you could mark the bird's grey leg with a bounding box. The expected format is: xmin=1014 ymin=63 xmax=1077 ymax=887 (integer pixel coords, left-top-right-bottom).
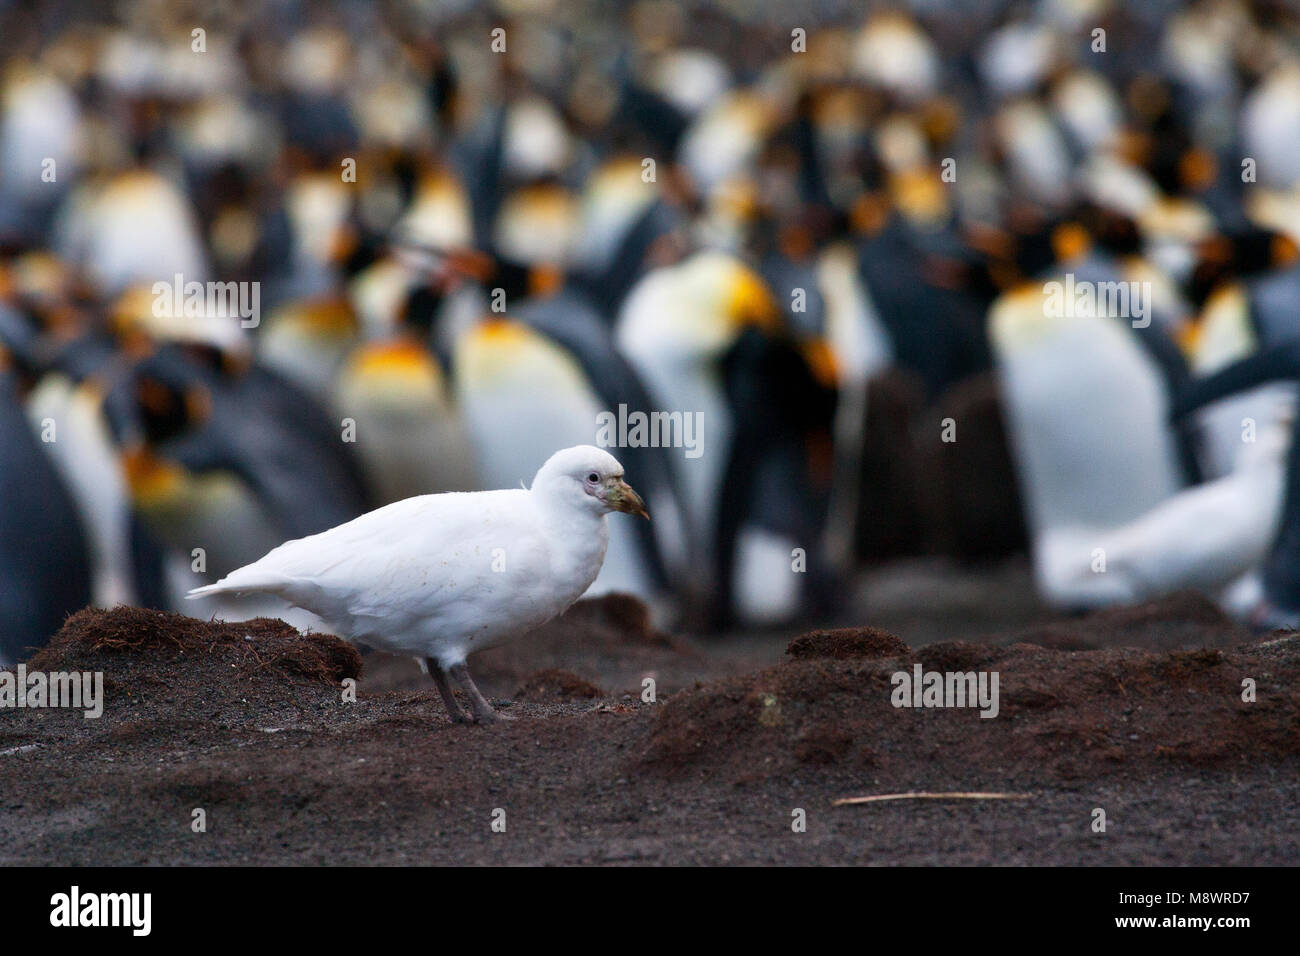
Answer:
xmin=449 ymin=662 xmax=513 ymax=723
xmin=426 ymin=658 xmax=471 ymax=724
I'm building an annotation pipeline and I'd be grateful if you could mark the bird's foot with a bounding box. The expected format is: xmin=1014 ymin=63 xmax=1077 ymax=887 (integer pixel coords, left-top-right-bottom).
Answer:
xmin=427 ymin=657 xmax=474 ymax=725
xmin=449 ymin=662 xmax=513 ymax=725
xmin=471 ymin=704 xmax=515 ymax=724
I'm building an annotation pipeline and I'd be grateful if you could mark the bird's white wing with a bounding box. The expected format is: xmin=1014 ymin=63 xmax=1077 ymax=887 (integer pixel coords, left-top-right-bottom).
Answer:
xmin=195 ymin=489 xmax=548 ymax=626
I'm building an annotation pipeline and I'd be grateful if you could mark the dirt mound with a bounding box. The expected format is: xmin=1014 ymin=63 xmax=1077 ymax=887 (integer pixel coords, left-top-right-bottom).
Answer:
xmin=6 ymin=594 xmax=1300 ymax=865
xmin=998 ymin=591 xmax=1249 ymax=652
xmin=642 ymin=630 xmax=1300 ymax=786
xmin=915 ymin=640 xmax=1007 ymax=672
xmin=514 ymin=669 xmax=604 ymax=701
xmin=787 ymin=627 xmax=910 ymax=660
xmin=541 ymin=593 xmax=677 ymax=648
xmin=469 ymin=593 xmax=694 ymax=694
xmin=23 ymin=606 xmax=360 ymax=704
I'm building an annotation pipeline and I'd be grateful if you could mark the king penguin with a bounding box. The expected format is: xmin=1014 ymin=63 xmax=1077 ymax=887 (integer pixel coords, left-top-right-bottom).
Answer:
xmin=617 ymin=250 xmax=838 ymax=625
xmin=55 ymin=166 xmax=209 ymax=293
xmin=989 ymin=281 xmax=1189 ymax=608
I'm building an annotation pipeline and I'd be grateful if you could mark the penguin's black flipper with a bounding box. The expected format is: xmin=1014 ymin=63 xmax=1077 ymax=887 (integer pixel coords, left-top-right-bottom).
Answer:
xmin=451 ymin=105 xmax=508 ymax=255
xmin=1170 ymin=339 xmax=1300 ymax=420
xmin=569 ymin=200 xmax=674 ymax=319
xmin=1122 ymin=321 xmax=1202 ymax=486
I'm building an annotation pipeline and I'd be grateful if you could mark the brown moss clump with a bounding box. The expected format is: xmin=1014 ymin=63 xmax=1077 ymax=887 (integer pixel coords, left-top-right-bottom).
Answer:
xmin=787 ymin=627 xmax=910 ymax=660
xmin=28 ymin=605 xmax=360 ymax=687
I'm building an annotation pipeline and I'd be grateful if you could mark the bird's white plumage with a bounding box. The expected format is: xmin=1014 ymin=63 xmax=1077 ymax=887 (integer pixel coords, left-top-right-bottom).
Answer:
xmin=187 ymin=445 xmax=630 ymax=666
xmin=1034 ymin=421 xmax=1287 ymax=609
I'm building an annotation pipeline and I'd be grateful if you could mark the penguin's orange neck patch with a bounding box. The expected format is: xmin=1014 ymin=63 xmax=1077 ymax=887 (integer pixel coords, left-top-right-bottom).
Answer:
xmin=727 ymin=267 xmax=780 ymax=332
xmin=474 ymin=317 xmax=532 ymax=346
xmin=1273 ymin=234 xmax=1299 ymax=268
xmin=1051 ymin=222 xmax=1091 ymax=262
xmin=528 ymin=266 xmax=564 ymax=298
xmin=801 ymin=338 xmax=839 ymax=389
xmin=122 ymin=447 xmax=186 ymax=505
xmin=351 ymin=339 xmax=442 ymax=382
xmin=1174 ymin=319 xmax=1201 ymax=357
xmin=297 ymin=300 xmax=358 ymax=337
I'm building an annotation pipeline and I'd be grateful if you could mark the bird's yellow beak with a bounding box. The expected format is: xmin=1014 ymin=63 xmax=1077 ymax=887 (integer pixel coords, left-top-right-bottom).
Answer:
xmin=607 ymin=477 xmax=650 ymax=520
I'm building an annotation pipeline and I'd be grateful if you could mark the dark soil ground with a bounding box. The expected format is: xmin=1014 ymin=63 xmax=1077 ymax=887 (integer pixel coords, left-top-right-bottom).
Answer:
xmin=2 ymin=559 xmax=1298 ymax=865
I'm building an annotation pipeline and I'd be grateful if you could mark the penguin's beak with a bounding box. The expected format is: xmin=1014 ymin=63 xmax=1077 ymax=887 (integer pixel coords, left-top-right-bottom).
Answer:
xmin=607 ymin=477 xmax=650 ymax=520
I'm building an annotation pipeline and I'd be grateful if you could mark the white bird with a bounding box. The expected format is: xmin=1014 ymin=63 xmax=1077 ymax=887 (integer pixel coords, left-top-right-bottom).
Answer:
xmin=187 ymin=445 xmax=648 ymax=723
xmin=1034 ymin=421 xmax=1287 ymax=609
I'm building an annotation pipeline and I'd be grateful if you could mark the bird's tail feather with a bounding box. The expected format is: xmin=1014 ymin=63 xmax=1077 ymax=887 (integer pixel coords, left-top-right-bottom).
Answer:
xmin=185 ymin=582 xmax=231 ymax=599
xmin=185 ymin=566 xmax=284 ymax=600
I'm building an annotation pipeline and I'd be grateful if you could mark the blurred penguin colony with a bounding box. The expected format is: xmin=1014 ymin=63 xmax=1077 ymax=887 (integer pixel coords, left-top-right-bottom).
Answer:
xmin=4 ymin=0 xmax=1300 ymax=665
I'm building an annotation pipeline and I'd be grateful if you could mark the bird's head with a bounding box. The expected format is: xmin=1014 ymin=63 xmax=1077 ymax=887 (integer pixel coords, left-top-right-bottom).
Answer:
xmin=533 ymin=445 xmax=649 ymax=520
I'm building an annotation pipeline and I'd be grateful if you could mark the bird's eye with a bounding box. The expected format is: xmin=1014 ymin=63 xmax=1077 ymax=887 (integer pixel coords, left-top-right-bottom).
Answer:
xmin=587 ymin=472 xmax=600 ymax=483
